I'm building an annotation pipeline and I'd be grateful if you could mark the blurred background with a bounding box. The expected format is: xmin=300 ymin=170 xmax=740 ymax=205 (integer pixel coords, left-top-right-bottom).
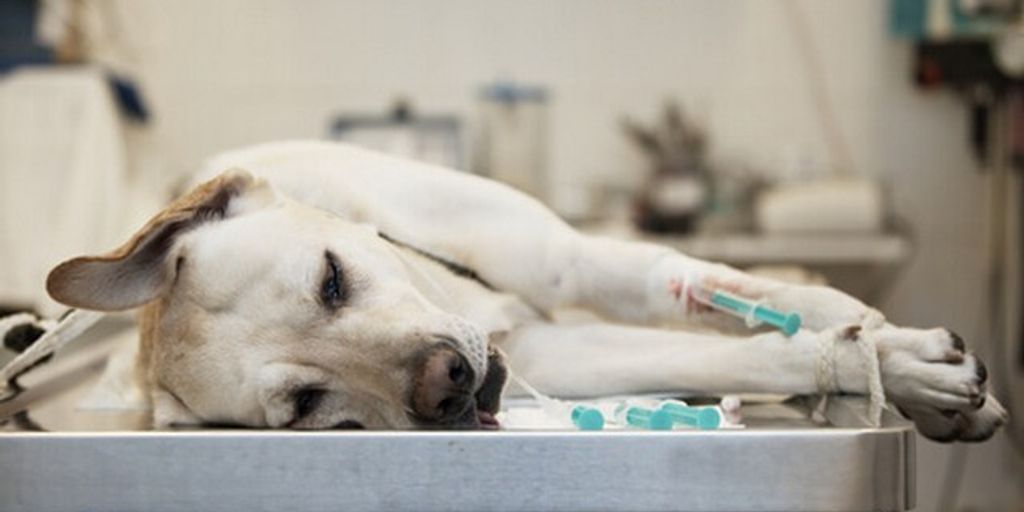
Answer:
xmin=1 ymin=0 xmax=1023 ymax=509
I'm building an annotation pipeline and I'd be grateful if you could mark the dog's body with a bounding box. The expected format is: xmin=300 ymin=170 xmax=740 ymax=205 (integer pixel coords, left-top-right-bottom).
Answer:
xmin=46 ymin=141 xmax=1006 ymax=441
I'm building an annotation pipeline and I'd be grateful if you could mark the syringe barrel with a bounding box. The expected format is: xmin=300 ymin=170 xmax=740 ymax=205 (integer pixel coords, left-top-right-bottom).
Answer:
xmin=692 ymin=284 xmax=801 ymax=336
xmin=709 ymin=289 xmax=753 ymax=316
xmin=690 ymin=285 xmax=753 ymax=318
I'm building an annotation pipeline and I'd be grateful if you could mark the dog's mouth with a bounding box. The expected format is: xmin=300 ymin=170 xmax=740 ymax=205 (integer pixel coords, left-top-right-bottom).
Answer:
xmin=472 ymin=347 xmax=508 ymax=429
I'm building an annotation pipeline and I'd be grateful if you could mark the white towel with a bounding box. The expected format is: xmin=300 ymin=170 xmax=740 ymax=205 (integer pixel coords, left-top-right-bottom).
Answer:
xmin=0 ymin=67 xmax=129 ymax=315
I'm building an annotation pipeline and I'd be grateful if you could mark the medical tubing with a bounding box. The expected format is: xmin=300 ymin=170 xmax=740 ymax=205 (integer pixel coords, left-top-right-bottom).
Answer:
xmin=510 ymin=372 xmax=605 ymax=430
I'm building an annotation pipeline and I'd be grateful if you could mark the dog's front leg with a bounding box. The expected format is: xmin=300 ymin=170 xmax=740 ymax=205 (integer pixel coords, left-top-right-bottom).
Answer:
xmin=499 ymin=322 xmax=1007 ymax=442
xmin=562 ymin=235 xmax=874 ymax=332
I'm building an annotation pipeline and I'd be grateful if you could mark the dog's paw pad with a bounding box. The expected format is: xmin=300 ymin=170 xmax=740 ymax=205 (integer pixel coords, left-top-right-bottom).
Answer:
xmin=898 ymin=393 xmax=1007 ymax=442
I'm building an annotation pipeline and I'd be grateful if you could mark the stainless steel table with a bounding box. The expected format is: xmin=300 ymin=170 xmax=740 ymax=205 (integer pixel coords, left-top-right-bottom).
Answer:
xmin=0 ymin=320 xmax=915 ymax=512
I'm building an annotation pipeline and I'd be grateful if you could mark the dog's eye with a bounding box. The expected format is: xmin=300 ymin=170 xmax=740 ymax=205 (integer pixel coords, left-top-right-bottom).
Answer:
xmin=293 ymin=387 xmax=325 ymax=419
xmin=320 ymin=251 xmax=346 ymax=308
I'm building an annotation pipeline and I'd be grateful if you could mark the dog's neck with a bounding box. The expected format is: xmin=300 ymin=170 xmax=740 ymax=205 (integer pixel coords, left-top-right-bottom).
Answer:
xmin=377 ymin=232 xmax=494 ymax=290
xmin=378 ymin=236 xmax=541 ymax=336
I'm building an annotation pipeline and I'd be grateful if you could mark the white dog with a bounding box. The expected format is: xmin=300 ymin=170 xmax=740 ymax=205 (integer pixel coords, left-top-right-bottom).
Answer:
xmin=45 ymin=141 xmax=1007 ymax=441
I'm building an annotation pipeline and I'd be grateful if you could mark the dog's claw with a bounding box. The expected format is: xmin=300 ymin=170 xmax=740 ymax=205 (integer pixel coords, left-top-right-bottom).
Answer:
xmin=975 ymin=359 xmax=988 ymax=384
xmin=900 ymin=393 xmax=1007 ymax=443
xmin=949 ymin=330 xmax=965 ymax=353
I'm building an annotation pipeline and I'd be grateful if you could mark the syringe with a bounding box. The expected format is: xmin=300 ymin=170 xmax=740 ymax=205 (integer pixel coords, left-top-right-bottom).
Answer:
xmin=613 ymin=402 xmax=674 ymax=430
xmin=690 ymin=283 xmax=802 ymax=336
xmin=658 ymin=399 xmax=722 ymax=429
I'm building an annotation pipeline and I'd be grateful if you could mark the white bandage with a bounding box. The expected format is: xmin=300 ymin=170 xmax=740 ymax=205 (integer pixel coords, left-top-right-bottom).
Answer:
xmin=814 ymin=320 xmax=887 ymax=427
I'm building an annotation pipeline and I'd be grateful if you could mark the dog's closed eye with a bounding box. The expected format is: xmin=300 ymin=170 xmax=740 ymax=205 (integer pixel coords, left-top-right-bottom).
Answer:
xmin=332 ymin=420 xmax=365 ymax=430
xmin=320 ymin=250 xmax=347 ymax=309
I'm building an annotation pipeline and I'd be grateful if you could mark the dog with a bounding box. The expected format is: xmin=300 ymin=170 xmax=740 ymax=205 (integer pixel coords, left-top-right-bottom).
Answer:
xmin=44 ymin=140 xmax=1007 ymax=441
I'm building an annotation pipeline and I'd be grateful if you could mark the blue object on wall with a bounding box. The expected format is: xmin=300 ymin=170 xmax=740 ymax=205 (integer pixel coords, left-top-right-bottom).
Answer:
xmin=890 ymin=0 xmax=928 ymax=39
xmin=108 ymin=73 xmax=150 ymax=123
xmin=0 ymin=0 xmax=54 ymax=73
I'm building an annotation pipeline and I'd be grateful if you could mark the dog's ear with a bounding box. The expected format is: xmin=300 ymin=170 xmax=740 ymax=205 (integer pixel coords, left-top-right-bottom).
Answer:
xmin=47 ymin=170 xmax=273 ymax=311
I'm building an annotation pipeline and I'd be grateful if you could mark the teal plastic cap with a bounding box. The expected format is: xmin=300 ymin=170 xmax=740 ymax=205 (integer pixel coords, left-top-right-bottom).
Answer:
xmin=696 ymin=407 xmax=722 ymax=429
xmin=782 ymin=313 xmax=802 ymax=336
xmin=648 ymin=409 xmax=674 ymax=430
xmin=571 ymin=405 xmax=605 ymax=431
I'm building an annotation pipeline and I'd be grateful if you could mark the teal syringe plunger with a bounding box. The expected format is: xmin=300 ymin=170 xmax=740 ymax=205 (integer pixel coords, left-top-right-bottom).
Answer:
xmin=614 ymin=403 xmax=674 ymax=430
xmin=658 ymin=400 xmax=721 ymax=429
xmin=691 ymin=283 xmax=801 ymax=336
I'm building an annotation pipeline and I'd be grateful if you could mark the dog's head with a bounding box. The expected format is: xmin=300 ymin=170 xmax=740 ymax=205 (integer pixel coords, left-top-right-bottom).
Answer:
xmin=46 ymin=170 xmax=507 ymax=429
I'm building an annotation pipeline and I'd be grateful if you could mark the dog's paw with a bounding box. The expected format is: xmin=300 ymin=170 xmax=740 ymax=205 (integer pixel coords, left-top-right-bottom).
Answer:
xmin=871 ymin=326 xmax=1009 ymax=442
xmin=897 ymin=394 xmax=1008 ymax=442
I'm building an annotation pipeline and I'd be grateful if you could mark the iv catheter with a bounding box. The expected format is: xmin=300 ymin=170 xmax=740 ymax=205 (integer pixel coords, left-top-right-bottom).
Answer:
xmin=690 ymin=283 xmax=802 ymax=336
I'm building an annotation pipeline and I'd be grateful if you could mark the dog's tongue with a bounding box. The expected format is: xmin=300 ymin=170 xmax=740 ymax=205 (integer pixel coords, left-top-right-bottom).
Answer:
xmin=477 ymin=410 xmax=500 ymax=430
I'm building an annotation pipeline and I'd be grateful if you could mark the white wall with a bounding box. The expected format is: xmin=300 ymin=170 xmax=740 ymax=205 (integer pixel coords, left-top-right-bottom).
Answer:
xmin=103 ymin=0 xmax=1020 ymax=508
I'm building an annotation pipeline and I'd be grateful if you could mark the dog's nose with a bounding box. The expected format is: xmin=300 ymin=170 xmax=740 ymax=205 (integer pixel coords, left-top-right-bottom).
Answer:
xmin=412 ymin=346 xmax=475 ymax=422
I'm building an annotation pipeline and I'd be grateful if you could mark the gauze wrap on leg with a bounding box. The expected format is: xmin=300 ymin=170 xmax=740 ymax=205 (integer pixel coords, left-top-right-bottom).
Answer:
xmin=858 ymin=308 xmax=887 ymax=425
xmin=814 ymin=307 xmax=887 ymax=427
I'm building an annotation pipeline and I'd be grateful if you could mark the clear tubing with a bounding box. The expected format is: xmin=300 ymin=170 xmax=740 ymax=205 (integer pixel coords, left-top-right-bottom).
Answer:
xmin=690 ymin=284 xmax=802 ymax=336
xmin=511 ymin=373 xmax=605 ymax=430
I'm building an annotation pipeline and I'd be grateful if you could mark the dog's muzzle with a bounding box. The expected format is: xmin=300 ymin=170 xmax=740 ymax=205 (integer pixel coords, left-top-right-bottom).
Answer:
xmin=409 ymin=343 xmax=508 ymax=430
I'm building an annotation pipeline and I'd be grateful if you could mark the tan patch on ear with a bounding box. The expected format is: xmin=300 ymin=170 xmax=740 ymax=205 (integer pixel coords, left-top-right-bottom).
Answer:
xmin=46 ymin=170 xmax=259 ymax=310
xmin=135 ymin=300 xmax=163 ymax=400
